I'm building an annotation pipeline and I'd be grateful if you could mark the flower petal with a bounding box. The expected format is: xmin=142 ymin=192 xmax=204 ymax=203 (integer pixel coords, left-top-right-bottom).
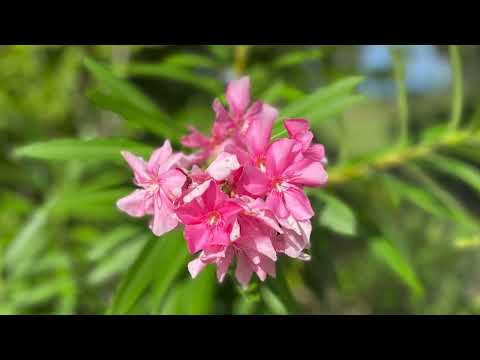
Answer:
xmin=265 ymin=190 xmax=289 ymax=219
xmin=283 ymin=186 xmax=314 ymax=220
xmin=188 ymin=257 xmax=208 ymax=279
xmin=117 ymin=189 xmax=148 ymax=217
xmin=147 ymin=140 xmax=172 ymax=174
xmin=158 ymin=169 xmax=186 ymax=200
xmin=244 ymin=103 xmax=277 ymax=157
xmin=207 ymin=152 xmax=240 ymax=181
xmin=226 ymin=76 xmax=250 ymax=116
xmin=184 ymin=223 xmax=212 ymax=254
xmin=150 ymin=195 xmax=179 ymax=236
xmin=240 ymin=165 xmax=270 ymax=196
xmin=284 ymin=159 xmax=328 ymax=187
xmin=235 ymin=252 xmax=253 ymax=288
xmin=216 ymin=248 xmax=234 ymax=282
xmin=265 ymin=138 xmax=298 ymax=177
xmin=121 ymin=151 xmax=149 ymax=183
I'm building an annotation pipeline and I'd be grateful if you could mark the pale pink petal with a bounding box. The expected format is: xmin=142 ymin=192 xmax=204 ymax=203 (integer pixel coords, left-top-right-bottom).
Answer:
xmin=121 ymin=151 xmax=149 ymax=183
xmin=240 ymin=165 xmax=270 ymax=196
xmin=157 ymin=152 xmax=185 ymax=174
xmin=265 ymin=190 xmax=289 ymax=219
xmin=244 ymin=103 xmax=277 ymax=156
xmin=147 ymin=140 xmax=172 ymax=173
xmin=230 ymin=220 xmax=241 ymax=242
xmin=150 ymin=195 xmax=178 ymax=236
xmin=216 ymin=247 xmax=234 ymax=282
xmin=284 ymin=159 xmax=328 ymax=187
xmin=283 ymin=186 xmax=314 ymax=220
xmin=206 ymin=152 xmax=240 ymax=181
xmin=182 ymin=179 xmax=212 ymax=204
xmin=235 ymin=252 xmax=254 ymax=288
xmin=188 ymin=257 xmax=208 ymax=279
xmin=158 ymin=169 xmax=186 ymax=200
xmin=226 ymin=76 xmax=250 ymax=116
xmin=265 ymin=138 xmax=298 ymax=177
xmin=117 ymin=189 xmax=148 ymax=217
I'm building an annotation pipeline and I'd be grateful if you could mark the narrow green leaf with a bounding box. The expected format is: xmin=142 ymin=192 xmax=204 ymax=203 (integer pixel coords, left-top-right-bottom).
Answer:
xmin=310 ymin=191 xmax=357 ymax=236
xmin=14 ymin=138 xmax=153 ymax=162
xmin=107 ymin=230 xmax=187 ymax=315
xmin=382 ymin=174 xmax=451 ymax=219
xmin=4 ymin=196 xmax=57 ymax=269
xmin=271 ymin=76 xmax=365 ymax=139
xmin=370 ymin=237 xmax=424 ymax=299
xmin=87 ymin=89 xmax=179 ymax=139
xmin=87 ymin=226 xmax=141 ymax=262
xmin=273 ymin=48 xmax=323 ymax=69
xmin=88 ymin=236 xmax=148 ymax=286
xmin=159 ymin=267 xmax=216 ymax=315
xmin=84 ymin=57 xmax=160 ymax=115
xmin=261 ymin=286 xmax=288 ymax=315
xmin=423 ymin=154 xmax=480 ymax=194
xmin=125 ymin=62 xmax=223 ymax=95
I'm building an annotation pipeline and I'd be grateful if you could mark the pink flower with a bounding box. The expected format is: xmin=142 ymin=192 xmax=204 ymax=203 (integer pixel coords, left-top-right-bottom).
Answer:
xmin=117 ymin=140 xmax=186 ymax=236
xmin=241 ymin=138 xmax=328 ymax=221
xmin=176 ymin=181 xmax=243 ymax=254
xmin=181 ymin=76 xmax=278 ymax=166
xmin=284 ymin=118 xmax=327 ymax=164
xmin=187 ymin=196 xmax=280 ymax=288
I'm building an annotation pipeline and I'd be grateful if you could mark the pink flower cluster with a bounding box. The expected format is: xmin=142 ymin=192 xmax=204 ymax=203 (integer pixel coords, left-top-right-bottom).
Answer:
xmin=117 ymin=77 xmax=328 ymax=288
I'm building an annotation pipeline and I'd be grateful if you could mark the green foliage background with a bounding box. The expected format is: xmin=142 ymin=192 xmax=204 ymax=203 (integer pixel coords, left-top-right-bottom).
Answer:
xmin=2 ymin=45 xmax=480 ymax=314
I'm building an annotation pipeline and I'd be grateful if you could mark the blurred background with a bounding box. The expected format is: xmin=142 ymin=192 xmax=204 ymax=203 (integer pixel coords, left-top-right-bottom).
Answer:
xmin=2 ymin=45 xmax=480 ymax=315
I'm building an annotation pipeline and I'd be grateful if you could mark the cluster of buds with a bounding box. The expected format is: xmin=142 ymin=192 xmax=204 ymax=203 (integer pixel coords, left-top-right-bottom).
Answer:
xmin=117 ymin=77 xmax=328 ymax=287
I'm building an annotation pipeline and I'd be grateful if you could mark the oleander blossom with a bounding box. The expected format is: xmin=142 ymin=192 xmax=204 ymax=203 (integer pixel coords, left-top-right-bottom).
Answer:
xmin=117 ymin=76 xmax=328 ymax=288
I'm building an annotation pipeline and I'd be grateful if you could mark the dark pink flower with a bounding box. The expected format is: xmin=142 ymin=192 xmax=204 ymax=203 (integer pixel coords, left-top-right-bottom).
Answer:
xmin=176 ymin=181 xmax=243 ymax=254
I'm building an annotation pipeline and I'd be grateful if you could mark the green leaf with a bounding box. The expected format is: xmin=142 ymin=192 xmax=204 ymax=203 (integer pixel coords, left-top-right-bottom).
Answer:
xmin=311 ymin=191 xmax=357 ymax=236
xmin=4 ymin=196 xmax=57 ymax=270
xmin=273 ymin=48 xmax=323 ymax=69
xmin=423 ymin=154 xmax=480 ymax=194
xmin=162 ymin=53 xmax=218 ymax=69
xmin=87 ymin=89 xmax=179 ymax=139
xmin=370 ymin=237 xmax=424 ymax=299
xmin=14 ymin=138 xmax=154 ymax=162
xmin=260 ymin=286 xmax=288 ymax=315
xmin=88 ymin=235 xmax=148 ymax=286
xmin=125 ymin=62 xmax=223 ymax=95
xmin=84 ymin=57 xmax=161 ymax=116
xmin=159 ymin=267 xmax=216 ymax=315
xmin=271 ymin=76 xmax=365 ymax=139
xmin=84 ymin=57 xmax=178 ymax=138
xmin=87 ymin=226 xmax=141 ymax=262
xmin=107 ymin=230 xmax=188 ymax=315
xmin=382 ymin=174 xmax=451 ymax=219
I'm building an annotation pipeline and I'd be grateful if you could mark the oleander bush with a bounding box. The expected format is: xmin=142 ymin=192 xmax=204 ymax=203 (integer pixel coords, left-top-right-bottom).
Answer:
xmin=2 ymin=45 xmax=480 ymax=314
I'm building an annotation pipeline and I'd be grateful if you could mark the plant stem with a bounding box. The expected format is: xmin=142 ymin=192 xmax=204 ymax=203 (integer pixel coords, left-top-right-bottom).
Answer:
xmin=391 ymin=48 xmax=409 ymax=146
xmin=326 ymin=129 xmax=478 ymax=186
xmin=234 ymin=45 xmax=250 ymax=78
xmin=448 ymin=45 xmax=464 ymax=130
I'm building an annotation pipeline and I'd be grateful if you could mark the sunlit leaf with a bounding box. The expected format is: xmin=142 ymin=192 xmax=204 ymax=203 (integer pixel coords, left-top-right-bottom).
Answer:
xmin=370 ymin=237 xmax=424 ymax=299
